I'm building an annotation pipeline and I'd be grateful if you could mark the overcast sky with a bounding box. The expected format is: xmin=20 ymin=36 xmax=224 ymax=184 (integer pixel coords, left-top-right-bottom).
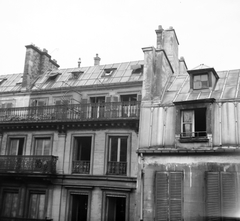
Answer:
xmin=0 ymin=0 xmax=239 ymax=75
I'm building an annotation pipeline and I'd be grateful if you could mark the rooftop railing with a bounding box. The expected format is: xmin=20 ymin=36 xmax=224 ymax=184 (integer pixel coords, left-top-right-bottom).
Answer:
xmin=0 ymin=155 xmax=58 ymax=174
xmin=0 ymin=101 xmax=140 ymax=123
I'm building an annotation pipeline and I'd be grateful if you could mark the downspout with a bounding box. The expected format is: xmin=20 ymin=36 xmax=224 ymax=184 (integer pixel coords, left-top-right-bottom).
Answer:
xmin=218 ymin=103 xmax=222 ymax=146
xmin=148 ymin=107 xmax=154 ymax=147
xmin=140 ymin=153 xmax=144 ymax=221
xmin=234 ymin=102 xmax=239 ymax=147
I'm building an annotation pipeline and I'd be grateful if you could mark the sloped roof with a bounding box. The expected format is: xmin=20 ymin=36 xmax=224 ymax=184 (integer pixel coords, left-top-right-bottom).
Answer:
xmin=162 ymin=69 xmax=240 ymax=104
xmin=0 ymin=73 xmax=23 ymax=93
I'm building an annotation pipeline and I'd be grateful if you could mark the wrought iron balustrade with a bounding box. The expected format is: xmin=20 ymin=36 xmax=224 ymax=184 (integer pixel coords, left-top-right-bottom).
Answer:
xmin=0 ymin=217 xmax=53 ymax=221
xmin=0 ymin=155 xmax=58 ymax=174
xmin=0 ymin=101 xmax=140 ymax=123
xmin=107 ymin=161 xmax=127 ymax=175
xmin=72 ymin=160 xmax=90 ymax=174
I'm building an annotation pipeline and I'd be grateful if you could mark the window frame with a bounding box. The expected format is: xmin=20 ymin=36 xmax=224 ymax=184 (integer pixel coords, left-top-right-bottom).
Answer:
xmin=174 ymin=99 xmax=215 ymax=143
xmin=105 ymin=133 xmax=131 ymax=176
xmin=6 ymin=135 xmax=27 ymax=155
xmin=70 ymin=134 xmax=95 ymax=175
xmin=31 ymin=134 xmax=54 ymax=156
xmin=192 ymin=73 xmax=210 ymax=90
xmin=102 ymin=191 xmax=129 ymax=221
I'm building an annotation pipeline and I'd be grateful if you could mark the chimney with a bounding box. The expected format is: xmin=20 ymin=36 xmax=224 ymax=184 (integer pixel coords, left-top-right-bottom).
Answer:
xmin=155 ymin=25 xmax=164 ymax=49
xmin=162 ymin=26 xmax=179 ymax=74
xmin=78 ymin=58 xmax=81 ymax=68
xmin=94 ymin=54 xmax=101 ymax=66
xmin=22 ymin=44 xmax=60 ymax=90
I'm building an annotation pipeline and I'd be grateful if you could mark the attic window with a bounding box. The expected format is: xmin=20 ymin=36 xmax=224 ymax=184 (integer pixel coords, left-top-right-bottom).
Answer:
xmin=102 ymin=68 xmax=116 ymax=77
xmin=69 ymin=71 xmax=83 ymax=80
xmin=193 ymin=73 xmax=209 ymax=89
xmin=47 ymin=72 xmax=61 ymax=81
xmin=131 ymin=64 xmax=143 ymax=74
xmin=0 ymin=78 xmax=7 ymax=85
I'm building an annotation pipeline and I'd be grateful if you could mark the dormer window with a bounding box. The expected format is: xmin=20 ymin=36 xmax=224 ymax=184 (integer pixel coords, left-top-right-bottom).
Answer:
xmin=193 ymin=73 xmax=209 ymax=89
xmin=102 ymin=68 xmax=116 ymax=77
xmin=0 ymin=78 xmax=7 ymax=85
xmin=69 ymin=71 xmax=83 ymax=80
xmin=188 ymin=65 xmax=219 ymax=90
xmin=131 ymin=64 xmax=143 ymax=74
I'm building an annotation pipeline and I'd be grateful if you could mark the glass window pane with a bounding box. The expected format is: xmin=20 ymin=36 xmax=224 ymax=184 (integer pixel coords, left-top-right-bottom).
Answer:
xmin=110 ymin=137 xmax=118 ymax=161
xmin=9 ymin=139 xmax=18 ymax=155
xmin=201 ymin=74 xmax=208 ymax=81
xmin=43 ymin=139 xmax=50 ymax=155
xmin=193 ymin=75 xmax=200 ymax=81
xmin=120 ymin=138 xmax=127 ymax=162
xmin=183 ymin=111 xmax=193 ymax=123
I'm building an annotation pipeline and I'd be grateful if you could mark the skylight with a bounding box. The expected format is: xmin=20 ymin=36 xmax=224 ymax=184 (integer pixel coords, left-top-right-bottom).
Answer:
xmin=102 ymin=68 xmax=117 ymax=77
xmin=131 ymin=64 xmax=143 ymax=74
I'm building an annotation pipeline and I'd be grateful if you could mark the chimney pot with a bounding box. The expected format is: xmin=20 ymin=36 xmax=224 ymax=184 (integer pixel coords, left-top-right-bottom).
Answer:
xmin=94 ymin=54 xmax=101 ymax=66
xmin=169 ymin=26 xmax=173 ymax=30
xmin=78 ymin=58 xmax=81 ymax=68
xmin=43 ymin=48 xmax=48 ymax=53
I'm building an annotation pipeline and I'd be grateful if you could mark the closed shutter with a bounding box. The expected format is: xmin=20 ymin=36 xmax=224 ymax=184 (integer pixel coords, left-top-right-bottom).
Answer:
xmin=112 ymin=96 xmax=119 ymax=118
xmin=206 ymin=172 xmax=221 ymax=220
xmin=221 ymin=172 xmax=237 ymax=219
xmin=105 ymin=96 xmax=111 ymax=118
xmin=156 ymin=172 xmax=169 ymax=221
xmin=137 ymin=94 xmax=142 ymax=101
xmin=169 ymin=172 xmax=183 ymax=221
xmin=156 ymin=172 xmax=183 ymax=221
xmin=81 ymin=99 xmax=88 ymax=119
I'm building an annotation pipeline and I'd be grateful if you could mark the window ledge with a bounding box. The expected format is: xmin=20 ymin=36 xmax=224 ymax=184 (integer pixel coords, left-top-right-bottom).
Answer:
xmin=179 ymin=137 xmax=209 ymax=143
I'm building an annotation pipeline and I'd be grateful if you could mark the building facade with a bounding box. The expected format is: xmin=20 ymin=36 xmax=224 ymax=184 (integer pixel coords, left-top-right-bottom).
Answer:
xmin=137 ymin=26 xmax=240 ymax=221
xmin=0 ymin=45 xmax=143 ymax=221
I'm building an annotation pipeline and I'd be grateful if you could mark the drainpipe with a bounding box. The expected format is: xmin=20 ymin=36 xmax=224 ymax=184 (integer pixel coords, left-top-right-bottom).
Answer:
xmin=218 ymin=103 xmax=222 ymax=146
xmin=140 ymin=153 xmax=144 ymax=221
xmin=234 ymin=102 xmax=239 ymax=147
xmin=148 ymin=107 xmax=154 ymax=147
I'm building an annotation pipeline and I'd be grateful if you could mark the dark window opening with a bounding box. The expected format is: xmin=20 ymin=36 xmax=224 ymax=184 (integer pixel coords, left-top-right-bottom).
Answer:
xmin=181 ymin=108 xmax=206 ymax=138
xmin=9 ymin=138 xmax=24 ymax=155
xmin=107 ymin=136 xmax=127 ymax=175
xmin=120 ymin=94 xmax=137 ymax=117
xmin=102 ymin=68 xmax=117 ymax=77
xmin=131 ymin=64 xmax=143 ymax=74
xmin=71 ymin=195 xmax=88 ymax=221
xmin=72 ymin=137 xmax=91 ymax=174
xmin=106 ymin=196 xmax=126 ymax=221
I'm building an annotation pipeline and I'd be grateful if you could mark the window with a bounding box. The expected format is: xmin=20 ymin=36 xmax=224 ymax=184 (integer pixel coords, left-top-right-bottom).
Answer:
xmin=45 ymin=72 xmax=61 ymax=88
xmin=90 ymin=96 xmax=105 ymax=118
xmin=69 ymin=71 xmax=83 ymax=80
xmin=30 ymin=98 xmax=47 ymax=107
xmin=28 ymin=192 xmax=46 ymax=219
xmin=54 ymin=97 xmax=71 ymax=119
xmin=70 ymin=194 xmax=88 ymax=221
xmin=206 ymin=172 xmax=238 ymax=219
xmin=102 ymin=68 xmax=117 ymax=77
xmin=181 ymin=108 xmax=206 ymax=138
xmin=120 ymin=94 xmax=138 ymax=117
xmin=8 ymin=138 xmax=25 ymax=155
xmin=193 ymin=73 xmax=209 ymax=89
xmin=34 ymin=137 xmax=51 ymax=155
xmin=155 ymin=171 xmax=183 ymax=221
xmin=1 ymin=190 xmax=19 ymax=218
xmin=30 ymin=98 xmax=48 ymax=118
xmin=131 ymin=64 xmax=143 ymax=74
xmin=105 ymin=196 xmax=126 ymax=221
xmin=107 ymin=136 xmax=128 ymax=175
xmin=72 ymin=137 xmax=92 ymax=174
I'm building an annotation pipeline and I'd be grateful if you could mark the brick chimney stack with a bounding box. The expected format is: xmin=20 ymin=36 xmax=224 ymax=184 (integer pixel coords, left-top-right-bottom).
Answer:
xmin=155 ymin=25 xmax=164 ymax=49
xmin=94 ymin=54 xmax=101 ymax=66
xmin=22 ymin=44 xmax=59 ymax=90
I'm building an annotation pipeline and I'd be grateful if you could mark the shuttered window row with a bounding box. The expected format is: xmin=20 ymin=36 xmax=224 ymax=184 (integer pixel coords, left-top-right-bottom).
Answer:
xmin=155 ymin=171 xmax=183 ymax=221
xmin=206 ymin=172 xmax=238 ymax=221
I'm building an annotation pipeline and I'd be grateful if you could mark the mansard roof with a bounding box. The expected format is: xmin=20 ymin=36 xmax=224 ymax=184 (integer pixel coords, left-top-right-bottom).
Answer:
xmin=162 ymin=68 xmax=240 ymax=104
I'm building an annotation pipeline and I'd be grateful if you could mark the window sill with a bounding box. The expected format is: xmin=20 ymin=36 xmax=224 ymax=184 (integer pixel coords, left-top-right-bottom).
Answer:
xmin=179 ymin=137 xmax=209 ymax=143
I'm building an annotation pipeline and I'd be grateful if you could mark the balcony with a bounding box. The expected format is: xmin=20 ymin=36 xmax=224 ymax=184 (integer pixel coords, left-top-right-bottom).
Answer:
xmin=0 ymin=101 xmax=140 ymax=123
xmin=107 ymin=161 xmax=127 ymax=175
xmin=0 ymin=155 xmax=58 ymax=174
xmin=72 ymin=160 xmax=90 ymax=174
xmin=180 ymin=131 xmax=209 ymax=143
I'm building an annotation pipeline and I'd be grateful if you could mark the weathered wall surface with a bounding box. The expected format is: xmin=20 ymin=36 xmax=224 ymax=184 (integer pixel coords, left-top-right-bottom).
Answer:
xmin=141 ymin=154 xmax=240 ymax=221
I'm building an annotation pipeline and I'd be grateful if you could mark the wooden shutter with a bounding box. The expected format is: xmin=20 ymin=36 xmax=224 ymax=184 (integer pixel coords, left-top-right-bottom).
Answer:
xmin=206 ymin=172 xmax=221 ymax=220
xmin=221 ymin=172 xmax=237 ymax=219
xmin=169 ymin=172 xmax=183 ymax=220
xmin=81 ymin=99 xmax=88 ymax=119
xmin=156 ymin=172 xmax=169 ymax=221
xmin=156 ymin=172 xmax=183 ymax=221
xmin=105 ymin=96 xmax=111 ymax=118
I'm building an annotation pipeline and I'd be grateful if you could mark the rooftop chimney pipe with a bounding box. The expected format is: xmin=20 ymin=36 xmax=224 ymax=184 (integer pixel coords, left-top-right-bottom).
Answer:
xmin=94 ymin=54 xmax=101 ymax=66
xmin=78 ymin=58 xmax=81 ymax=68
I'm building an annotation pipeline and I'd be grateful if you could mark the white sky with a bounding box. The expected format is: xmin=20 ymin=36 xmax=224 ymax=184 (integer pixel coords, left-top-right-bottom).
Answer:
xmin=0 ymin=0 xmax=240 ymax=75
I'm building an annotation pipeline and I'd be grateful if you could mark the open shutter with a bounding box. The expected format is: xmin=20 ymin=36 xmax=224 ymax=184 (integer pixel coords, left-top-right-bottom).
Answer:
xmin=169 ymin=172 xmax=183 ymax=221
xmin=81 ymin=99 xmax=88 ymax=119
xmin=105 ymin=96 xmax=111 ymax=118
xmin=156 ymin=172 xmax=169 ymax=221
xmin=206 ymin=172 xmax=221 ymax=220
xmin=221 ymin=172 xmax=237 ymax=219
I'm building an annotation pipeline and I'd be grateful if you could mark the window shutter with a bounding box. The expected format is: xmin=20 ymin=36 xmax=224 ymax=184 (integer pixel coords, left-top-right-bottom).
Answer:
xmin=156 ymin=172 xmax=169 ymax=221
xmin=81 ymin=99 xmax=88 ymax=119
xmin=137 ymin=94 xmax=142 ymax=101
xmin=105 ymin=96 xmax=111 ymax=118
xmin=206 ymin=172 xmax=221 ymax=220
xmin=221 ymin=172 xmax=237 ymax=218
xmin=169 ymin=172 xmax=183 ymax=221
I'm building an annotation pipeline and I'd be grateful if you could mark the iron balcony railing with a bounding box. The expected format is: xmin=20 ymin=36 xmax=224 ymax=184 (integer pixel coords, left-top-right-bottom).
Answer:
xmin=72 ymin=160 xmax=90 ymax=174
xmin=0 ymin=101 xmax=140 ymax=123
xmin=107 ymin=161 xmax=127 ymax=175
xmin=0 ymin=155 xmax=58 ymax=174
xmin=0 ymin=217 xmax=52 ymax=221
xmin=180 ymin=131 xmax=207 ymax=139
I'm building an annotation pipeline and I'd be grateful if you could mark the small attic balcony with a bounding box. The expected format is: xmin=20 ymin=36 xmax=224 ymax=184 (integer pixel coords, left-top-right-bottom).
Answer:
xmin=0 ymin=101 xmax=140 ymax=123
